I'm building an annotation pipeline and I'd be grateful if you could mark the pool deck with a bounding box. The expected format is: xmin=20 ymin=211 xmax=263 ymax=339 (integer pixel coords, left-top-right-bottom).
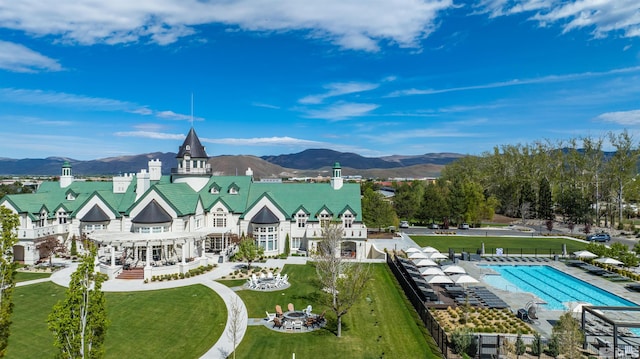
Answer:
xmin=457 ymin=258 xmax=640 ymax=337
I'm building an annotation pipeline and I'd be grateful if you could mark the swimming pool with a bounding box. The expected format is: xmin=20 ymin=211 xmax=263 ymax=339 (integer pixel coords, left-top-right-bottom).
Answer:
xmin=482 ymin=265 xmax=637 ymax=310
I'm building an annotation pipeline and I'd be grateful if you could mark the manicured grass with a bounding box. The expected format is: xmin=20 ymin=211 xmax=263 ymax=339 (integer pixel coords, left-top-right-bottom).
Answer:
xmin=411 ymin=235 xmax=588 ymax=255
xmin=14 ymin=271 xmax=52 ymax=283
xmin=232 ymin=263 xmax=439 ymax=359
xmin=7 ymin=283 xmax=226 ymax=359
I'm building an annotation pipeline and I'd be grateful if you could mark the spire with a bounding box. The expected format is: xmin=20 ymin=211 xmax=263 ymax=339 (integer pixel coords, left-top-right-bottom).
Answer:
xmin=176 ymin=127 xmax=208 ymax=159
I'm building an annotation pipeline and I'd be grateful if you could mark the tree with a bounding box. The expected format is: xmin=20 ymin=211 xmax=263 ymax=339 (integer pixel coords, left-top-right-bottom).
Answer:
xmin=531 ymin=332 xmax=542 ymax=357
xmin=283 ymin=234 xmax=290 ymax=257
xmin=235 ymin=237 xmax=264 ymax=271
xmin=226 ymin=297 xmax=245 ymax=359
xmin=515 ymin=332 xmax=526 ymax=358
xmin=393 ymin=181 xmax=422 ymax=221
xmin=48 ymin=245 xmax=108 ymax=358
xmin=36 ymin=235 xmax=60 ymax=266
xmin=315 ymin=222 xmax=371 ymax=337
xmin=538 ymin=177 xmax=554 ymax=220
xmin=361 ymin=188 xmax=396 ymax=231
xmin=0 ymin=206 xmax=19 ymax=357
xmin=450 ymin=327 xmax=474 ymax=355
xmin=70 ymin=236 xmax=78 ymax=256
xmin=551 ymin=312 xmax=583 ymax=359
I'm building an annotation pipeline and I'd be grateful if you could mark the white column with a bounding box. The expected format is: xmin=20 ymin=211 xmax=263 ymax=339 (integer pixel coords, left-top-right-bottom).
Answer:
xmin=110 ymin=245 xmax=115 ymax=267
xmin=200 ymin=238 xmax=206 ymax=258
xmin=181 ymin=243 xmax=186 ymax=264
xmin=146 ymin=242 xmax=152 ymax=268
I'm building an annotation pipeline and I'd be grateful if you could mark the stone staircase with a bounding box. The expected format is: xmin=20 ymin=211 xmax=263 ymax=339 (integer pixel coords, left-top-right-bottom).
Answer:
xmin=116 ymin=268 xmax=144 ymax=280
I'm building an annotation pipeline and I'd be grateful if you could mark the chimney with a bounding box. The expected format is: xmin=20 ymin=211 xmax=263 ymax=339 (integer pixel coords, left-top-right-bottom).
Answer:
xmin=136 ymin=169 xmax=150 ymax=200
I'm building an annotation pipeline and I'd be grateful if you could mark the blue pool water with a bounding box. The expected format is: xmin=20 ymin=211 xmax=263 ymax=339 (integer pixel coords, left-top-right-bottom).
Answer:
xmin=482 ymin=265 xmax=637 ymax=310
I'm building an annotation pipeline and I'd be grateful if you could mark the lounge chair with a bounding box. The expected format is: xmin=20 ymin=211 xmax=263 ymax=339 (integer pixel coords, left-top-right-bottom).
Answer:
xmin=275 ymin=305 xmax=283 ymax=318
xmin=266 ymin=311 xmax=276 ymax=322
xmin=272 ymin=317 xmax=283 ymax=329
xmin=288 ymin=303 xmax=295 ymax=312
xmin=595 ymin=337 xmax=611 ymax=348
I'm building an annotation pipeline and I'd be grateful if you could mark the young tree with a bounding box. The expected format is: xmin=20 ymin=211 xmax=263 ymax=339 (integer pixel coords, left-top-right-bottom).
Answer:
xmin=283 ymin=234 xmax=290 ymax=257
xmin=0 ymin=207 xmax=19 ymax=357
xmin=36 ymin=235 xmax=59 ymax=266
xmin=551 ymin=312 xmax=583 ymax=359
xmin=531 ymin=332 xmax=542 ymax=357
xmin=48 ymin=246 xmax=108 ymax=358
xmin=361 ymin=188 xmax=396 ymax=231
xmin=226 ymin=297 xmax=245 ymax=359
xmin=515 ymin=332 xmax=526 ymax=358
xmin=315 ymin=223 xmax=371 ymax=337
xmin=235 ymin=237 xmax=264 ymax=271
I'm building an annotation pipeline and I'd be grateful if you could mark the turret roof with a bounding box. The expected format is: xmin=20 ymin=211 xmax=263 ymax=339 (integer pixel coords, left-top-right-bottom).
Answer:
xmin=176 ymin=127 xmax=208 ymax=158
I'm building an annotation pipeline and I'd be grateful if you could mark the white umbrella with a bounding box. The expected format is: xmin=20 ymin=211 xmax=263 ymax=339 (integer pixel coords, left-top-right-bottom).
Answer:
xmin=422 ymin=246 xmax=439 ymax=253
xmin=573 ymin=250 xmax=597 ymax=259
xmin=427 ymin=252 xmax=448 ymax=260
xmin=565 ymin=301 xmax=591 ymax=313
xmin=441 ymin=265 xmax=466 ymax=274
xmin=405 ymin=247 xmax=422 ymax=253
xmin=594 ymin=257 xmax=623 ymax=265
xmin=408 ymin=252 xmax=429 ymax=259
xmin=424 ymin=274 xmax=454 ymax=284
xmin=413 ymin=258 xmax=438 ymax=267
xmin=420 ymin=267 xmax=445 ymax=276
xmin=449 ymin=274 xmax=479 ymax=285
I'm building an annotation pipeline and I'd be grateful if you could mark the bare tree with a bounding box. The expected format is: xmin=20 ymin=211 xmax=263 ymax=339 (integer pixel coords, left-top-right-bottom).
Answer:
xmin=226 ymin=297 xmax=245 ymax=359
xmin=36 ymin=235 xmax=59 ymax=266
xmin=315 ymin=222 xmax=371 ymax=337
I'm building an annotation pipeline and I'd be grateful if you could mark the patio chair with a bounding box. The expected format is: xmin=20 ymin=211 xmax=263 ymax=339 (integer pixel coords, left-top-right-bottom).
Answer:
xmin=316 ymin=310 xmax=326 ymax=324
xmin=275 ymin=305 xmax=283 ymax=318
xmin=272 ymin=317 xmax=283 ymax=329
xmin=267 ymin=271 xmax=273 ymax=279
xmin=304 ymin=316 xmax=316 ymax=329
xmin=265 ymin=311 xmax=276 ymax=322
xmin=303 ymin=305 xmax=312 ymax=316
xmin=288 ymin=303 xmax=295 ymax=312
xmin=285 ymin=320 xmax=293 ymax=330
xmin=294 ymin=320 xmax=303 ymax=330
xmin=282 ymin=273 xmax=289 ymax=284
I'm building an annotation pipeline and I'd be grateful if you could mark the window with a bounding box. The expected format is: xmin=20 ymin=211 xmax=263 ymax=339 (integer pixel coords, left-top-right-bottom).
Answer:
xmin=214 ymin=209 xmax=227 ymax=227
xmin=84 ymin=224 xmax=105 ymax=231
xmin=253 ymin=225 xmax=278 ymax=252
xmin=291 ymin=237 xmax=301 ymax=249
xmin=296 ymin=212 xmax=307 ymax=228
xmin=57 ymin=210 xmax=67 ymax=224
xmin=343 ymin=213 xmax=353 ymax=228
xmin=319 ymin=213 xmax=332 ymax=227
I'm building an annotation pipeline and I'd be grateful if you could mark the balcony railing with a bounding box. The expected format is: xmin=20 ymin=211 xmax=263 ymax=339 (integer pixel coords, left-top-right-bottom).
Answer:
xmin=20 ymin=223 xmax=69 ymax=240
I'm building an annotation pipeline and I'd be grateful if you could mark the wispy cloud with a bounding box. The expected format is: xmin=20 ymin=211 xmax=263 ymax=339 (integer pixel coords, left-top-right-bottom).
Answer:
xmin=113 ymin=131 xmax=186 ymax=140
xmin=156 ymin=110 xmax=203 ymax=122
xmin=0 ymin=1 xmax=453 ymax=51
xmin=299 ymin=82 xmax=380 ymax=104
xmin=252 ymin=102 xmax=280 ymax=110
xmin=204 ymin=136 xmax=326 ymax=147
xmin=301 ymin=102 xmax=379 ymax=121
xmin=0 ymin=41 xmax=62 ymax=72
xmin=388 ymin=66 xmax=640 ymax=97
xmin=477 ymin=0 xmax=640 ymax=39
xmin=596 ymin=109 xmax=640 ymax=125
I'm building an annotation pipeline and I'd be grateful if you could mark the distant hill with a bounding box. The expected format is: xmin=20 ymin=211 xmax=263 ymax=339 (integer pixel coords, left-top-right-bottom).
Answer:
xmin=261 ymin=149 xmax=464 ymax=170
xmin=0 ymin=149 xmax=464 ymax=178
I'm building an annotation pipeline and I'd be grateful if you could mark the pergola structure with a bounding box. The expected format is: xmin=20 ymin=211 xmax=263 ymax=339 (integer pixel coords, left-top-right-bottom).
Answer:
xmin=582 ymin=306 xmax=640 ymax=358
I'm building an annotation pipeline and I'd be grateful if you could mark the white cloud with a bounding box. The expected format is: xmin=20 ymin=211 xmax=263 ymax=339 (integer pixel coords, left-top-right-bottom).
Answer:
xmin=477 ymin=0 xmax=640 ymax=39
xmin=0 ymin=0 xmax=453 ymax=51
xmin=251 ymin=102 xmax=281 ymax=110
xmin=388 ymin=66 xmax=640 ymax=97
xmin=299 ymin=82 xmax=379 ymax=104
xmin=156 ymin=110 xmax=203 ymax=122
xmin=301 ymin=102 xmax=379 ymax=120
xmin=0 ymin=41 xmax=62 ymax=72
xmin=205 ymin=136 xmax=326 ymax=147
xmin=0 ymin=88 xmax=133 ymax=110
xmin=596 ymin=109 xmax=640 ymax=125
xmin=114 ymin=131 xmax=185 ymax=140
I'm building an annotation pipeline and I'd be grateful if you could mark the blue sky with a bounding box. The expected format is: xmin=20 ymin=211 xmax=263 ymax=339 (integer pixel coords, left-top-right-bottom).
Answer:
xmin=1 ymin=0 xmax=639 ymax=160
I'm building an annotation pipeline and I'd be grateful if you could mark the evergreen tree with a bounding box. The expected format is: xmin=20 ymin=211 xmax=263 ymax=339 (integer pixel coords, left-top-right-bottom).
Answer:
xmin=0 ymin=207 xmax=19 ymax=357
xmin=48 ymin=245 xmax=108 ymax=358
xmin=538 ymin=177 xmax=554 ymax=220
xmin=361 ymin=188 xmax=396 ymax=231
xmin=283 ymin=234 xmax=290 ymax=257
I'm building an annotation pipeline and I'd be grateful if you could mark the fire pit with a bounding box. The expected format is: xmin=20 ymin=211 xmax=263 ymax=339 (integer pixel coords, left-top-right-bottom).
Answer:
xmin=283 ymin=311 xmax=306 ymax=321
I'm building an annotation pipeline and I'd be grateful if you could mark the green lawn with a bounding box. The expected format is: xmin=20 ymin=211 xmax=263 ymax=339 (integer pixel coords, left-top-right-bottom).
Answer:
xmin=230 ymin=263 xmax=439 ymax=359
xmin=7 ymin=283 xmax=226 ymax=359
xmin=411 ymin=235 xmax=588 ymax=255
xmin=14 ymin=271 xmax=52 ymax=283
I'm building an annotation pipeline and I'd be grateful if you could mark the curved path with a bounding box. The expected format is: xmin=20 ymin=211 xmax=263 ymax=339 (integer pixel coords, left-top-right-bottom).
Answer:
xmin=21 ymin=258 xmax=308 ymax=359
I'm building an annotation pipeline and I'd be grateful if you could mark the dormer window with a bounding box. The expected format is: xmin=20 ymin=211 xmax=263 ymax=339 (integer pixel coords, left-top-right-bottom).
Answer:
xmin=210 ymin=187 xmax=219 ymax=194
xmin=296 ymin=212 xmax=307 ymax=228
xmin=66 ymin=193 xmax=76 ymax=201
xmin=185 ymin=145 xmax=191 ymax=151
xmin=228 ymin=183 xmax=239 ymax=195
xmin=342 ymin=213 xmax=353 ymax=228
xmin=319 ymin=213 xmax=332 ymax=227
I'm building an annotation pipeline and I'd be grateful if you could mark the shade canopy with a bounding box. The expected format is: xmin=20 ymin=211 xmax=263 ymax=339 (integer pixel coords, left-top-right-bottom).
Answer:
xmin=441 ymin=265 xmax=466 ymax=274
xmin=413 ymin=258 xmax=438 ymax=267
xmin=427 ymin=252 xmax=448 ymax=260
xmin=449 ymin=274 xmax=479 ymax=285
xmin=424 ymin=274 xmax=454 ymax=284
xmin=573 ymin=250 xmax=597 ymax=259
xmin=408 ymin=252 xmax=429 ymax=259
xmin=420 ymin=267 xmax=445 ymax=276
xmin=422 ymin=246 xmax=439 ymax=253
xmin=405 ymin=247 xmax=422 ymax=253
xmin=594 ymin=257 xmax=623 ymax=265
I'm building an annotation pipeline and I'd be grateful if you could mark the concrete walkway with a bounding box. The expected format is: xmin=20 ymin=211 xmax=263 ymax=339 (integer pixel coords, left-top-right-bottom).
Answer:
xmin=22 ymin=257 xmax=310 ymax=359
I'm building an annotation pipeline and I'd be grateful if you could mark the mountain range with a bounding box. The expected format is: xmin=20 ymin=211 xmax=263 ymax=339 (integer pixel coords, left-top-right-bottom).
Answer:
xmin=0 ymin=149 xmax=464 ymax=179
